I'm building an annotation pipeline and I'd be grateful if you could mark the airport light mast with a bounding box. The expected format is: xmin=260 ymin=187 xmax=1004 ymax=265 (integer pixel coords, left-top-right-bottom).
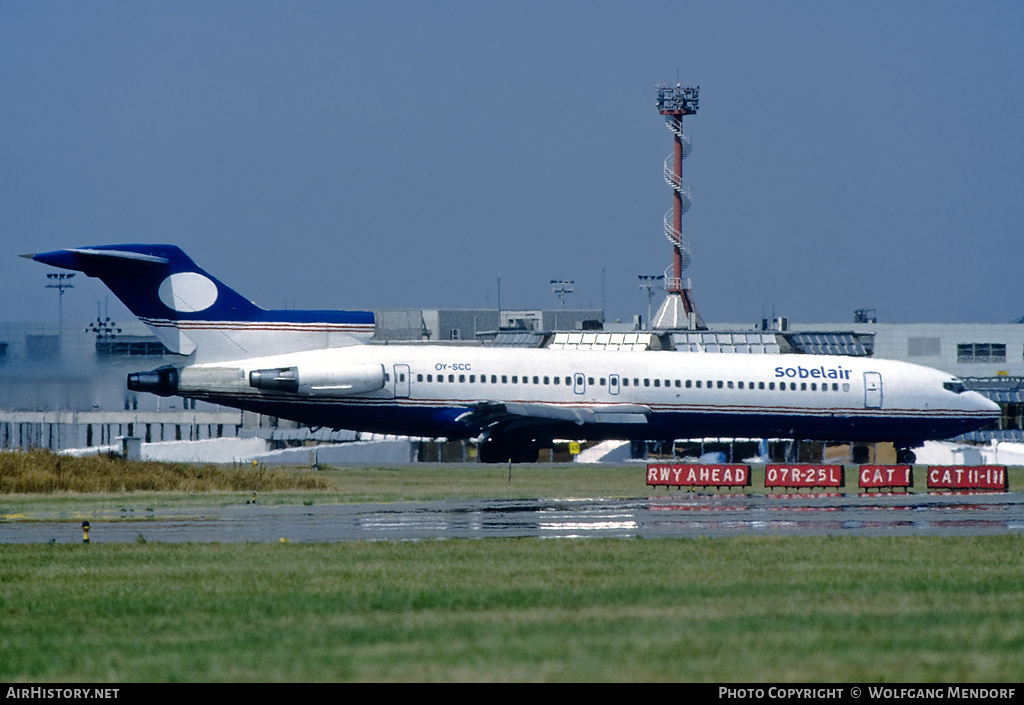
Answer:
xmin=45 ymin=272 xmax=75 ymax=349
xmin=551 ymin=279 xmax=574 ymax=307
xmin=637 ymin=274 xmax=664 ymax=330
xmin=652 ymin=82 xmax=705 ymax=330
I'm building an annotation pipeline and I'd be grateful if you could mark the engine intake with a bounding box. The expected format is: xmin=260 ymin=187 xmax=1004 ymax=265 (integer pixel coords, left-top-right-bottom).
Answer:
xmin=127 ymin=366 xmax=180 ymax=397
xmin=248 ymin=367 xmax=299 ymax=393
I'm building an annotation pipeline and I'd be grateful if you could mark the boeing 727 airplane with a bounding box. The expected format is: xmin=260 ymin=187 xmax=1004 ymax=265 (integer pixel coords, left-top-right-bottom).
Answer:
xmin=30 ymin=244 xmax=999 ymax=463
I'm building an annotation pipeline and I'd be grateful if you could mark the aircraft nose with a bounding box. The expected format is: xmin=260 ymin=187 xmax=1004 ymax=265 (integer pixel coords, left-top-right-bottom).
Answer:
xmin=969 ymin=391 xmax=1001 ymax=414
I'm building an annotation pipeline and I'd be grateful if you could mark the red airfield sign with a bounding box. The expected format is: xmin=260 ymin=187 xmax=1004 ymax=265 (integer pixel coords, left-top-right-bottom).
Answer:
xmin=765 ymin=464 xmax=844 ymax=489
xmin=927 ymin=465 xmax=1007 ymax=491
xmin=859 ymin=465 xmax=913 ymax=490
xmin=647 ymin=464 xmax=750 ymax=488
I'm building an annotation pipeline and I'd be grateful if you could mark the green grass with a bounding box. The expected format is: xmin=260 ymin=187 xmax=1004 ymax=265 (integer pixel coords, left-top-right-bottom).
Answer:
xmin=5 ymin=452 xmax=1023 ymax=519
xmin=2 ymin=451 xmax=1023 ymax=682
xmin=1 ymin=537 xmax=1022 ymax=682
xmin=0 ymin=460 xmax=657 ymax=517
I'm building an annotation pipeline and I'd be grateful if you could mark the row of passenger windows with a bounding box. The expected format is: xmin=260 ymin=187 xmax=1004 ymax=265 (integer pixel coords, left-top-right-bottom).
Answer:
xmin=420 ymin=374 xmax=576 ymax=385
xmin=414 ymin=372 xmax=850 ymax=393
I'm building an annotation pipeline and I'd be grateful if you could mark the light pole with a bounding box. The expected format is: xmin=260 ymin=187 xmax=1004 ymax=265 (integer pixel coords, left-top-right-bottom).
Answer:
xmin=550 ymin=280 xmax=574 ymax=307
xmin=637 ymin=274 xmax=663 ymax=330
xmin=46 ymin=272 xmax=75 ymax=349
xmin=87 ymin=301 xmax=122 ymax=354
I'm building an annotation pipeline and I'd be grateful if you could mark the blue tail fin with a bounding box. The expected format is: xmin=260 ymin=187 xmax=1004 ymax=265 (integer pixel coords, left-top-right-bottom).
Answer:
xmin=32 ymin=244 xmax=374 ymax=362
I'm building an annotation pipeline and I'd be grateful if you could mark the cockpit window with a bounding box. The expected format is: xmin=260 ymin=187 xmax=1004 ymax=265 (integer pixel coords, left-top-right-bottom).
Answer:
xmin=943 ymin=381 xmax=967 ymax=394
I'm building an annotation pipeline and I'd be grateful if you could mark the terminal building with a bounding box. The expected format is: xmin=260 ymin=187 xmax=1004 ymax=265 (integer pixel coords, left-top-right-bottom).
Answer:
xmin=0 ymin=308 xmax=1021 ymax=455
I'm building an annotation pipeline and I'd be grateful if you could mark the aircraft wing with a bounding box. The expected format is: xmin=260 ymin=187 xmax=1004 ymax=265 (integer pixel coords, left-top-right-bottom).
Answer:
xmin=457 ymin=400 xmax=651 ymax=436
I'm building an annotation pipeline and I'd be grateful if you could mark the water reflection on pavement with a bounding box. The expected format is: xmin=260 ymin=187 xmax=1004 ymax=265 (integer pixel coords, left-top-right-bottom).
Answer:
xmin=2 ymin=492 xmax=1022 ymax=543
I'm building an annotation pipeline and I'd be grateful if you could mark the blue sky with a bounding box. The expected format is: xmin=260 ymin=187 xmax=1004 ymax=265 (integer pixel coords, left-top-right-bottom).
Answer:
xmin=2 ymin=1 xmax=1022 ymax=329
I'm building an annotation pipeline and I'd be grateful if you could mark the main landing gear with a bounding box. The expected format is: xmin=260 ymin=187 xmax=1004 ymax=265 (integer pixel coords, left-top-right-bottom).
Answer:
xmin=478 ymin=437 xmax=540 ymax=464
xmin=895 ymin=447 xmax=918 ymax=465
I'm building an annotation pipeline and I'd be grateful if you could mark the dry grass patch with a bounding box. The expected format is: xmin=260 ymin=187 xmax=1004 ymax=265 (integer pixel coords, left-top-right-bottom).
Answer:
xmin=0 ymin=449 xmax=332 ymax=494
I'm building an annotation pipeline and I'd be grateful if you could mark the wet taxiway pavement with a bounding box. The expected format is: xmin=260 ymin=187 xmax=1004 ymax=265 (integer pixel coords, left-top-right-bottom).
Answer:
xmin=2 ymin=491 xmax=1022 ymax=543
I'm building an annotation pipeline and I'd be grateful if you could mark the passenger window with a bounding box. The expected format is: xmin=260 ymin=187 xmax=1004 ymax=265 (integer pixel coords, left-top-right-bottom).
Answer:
xmin=686 ymin=380 xmax=692 ymax=388
xmin=459 ymin=375 xmax=465 ymax=383
xmin=654 ymin=379 xmax=660 ymax=387
xmin=574 ymin=374 xmax=586 ymax=393
xmin=728 ymin=381 xmax=734 ymax=389
xmin=623 ymin=378 xmax=630 ymax=387
xmin=501 ymin=375 xmax=508 ymax=384
xmin=543 ymin=376 xmax=550 ymax=385
xmin=717 ymin=381 xmax=724 ymax=389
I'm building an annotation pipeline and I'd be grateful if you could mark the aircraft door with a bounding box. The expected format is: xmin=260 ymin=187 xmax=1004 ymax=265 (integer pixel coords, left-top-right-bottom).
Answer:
xmin=394 ymin=364 xmax=411 ymax=398
xmin=574 ymin=373 xmax=586 ymax=395
xmin=609 ymin=374 xmax=620 ymax=396
xmin=864 ymin=371 xmax=882 ymax=408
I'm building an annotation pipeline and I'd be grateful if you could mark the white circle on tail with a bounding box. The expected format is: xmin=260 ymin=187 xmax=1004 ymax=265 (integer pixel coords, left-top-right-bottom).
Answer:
xmin=157 ymin=272 xmax=219 ymax=312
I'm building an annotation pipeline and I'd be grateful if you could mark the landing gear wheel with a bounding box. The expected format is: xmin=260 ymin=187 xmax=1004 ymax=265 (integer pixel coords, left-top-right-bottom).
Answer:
xmin=479 ymin=441 xmax=509 ymax=464
xmin=479 ymin=439 xmax=539 ymax=464
xmin=896 ymin=448 xmax=917 ymax=464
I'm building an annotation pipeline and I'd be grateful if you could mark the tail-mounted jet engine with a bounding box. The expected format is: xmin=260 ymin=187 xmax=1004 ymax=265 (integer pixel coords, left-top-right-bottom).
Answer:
xmin=127 ymin=366 xmax=180 ymax=397
xmin=249 ymin=363 xmax=385 ymax=396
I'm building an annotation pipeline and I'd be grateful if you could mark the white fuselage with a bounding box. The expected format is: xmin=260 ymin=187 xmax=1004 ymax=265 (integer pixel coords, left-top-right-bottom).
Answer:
xmin=176 ymin=344 xmax=999 ymax=446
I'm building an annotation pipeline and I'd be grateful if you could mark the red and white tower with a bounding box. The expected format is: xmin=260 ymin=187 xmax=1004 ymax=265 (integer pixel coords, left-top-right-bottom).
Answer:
xmin=652 ymin=83 xmax=705 ymax=330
